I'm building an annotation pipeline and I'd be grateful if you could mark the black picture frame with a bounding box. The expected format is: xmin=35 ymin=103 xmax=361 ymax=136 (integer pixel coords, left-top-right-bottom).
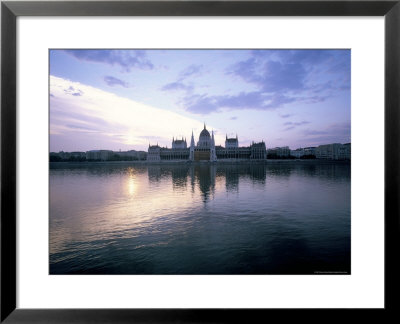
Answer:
xmin=1 ymin=0 xmax=399 ymax=322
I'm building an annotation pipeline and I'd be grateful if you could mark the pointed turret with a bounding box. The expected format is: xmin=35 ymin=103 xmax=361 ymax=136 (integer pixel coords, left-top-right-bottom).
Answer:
xmin=190 ymin=130 xmax=195 ymax=161
xmin=190 ymin=130 xmax=195 ymax=146
xmin=210 ymin=130 xmax=217 ymax=162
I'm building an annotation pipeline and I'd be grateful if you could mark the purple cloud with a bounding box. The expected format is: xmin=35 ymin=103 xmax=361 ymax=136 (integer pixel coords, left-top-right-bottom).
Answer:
xmin=303 ymin=123 xmax=350 ymax=137
xmin=283 ymin=120 xmax=310 ymax=131
xmin=183 ymin=91 xmax=296 ymax=114
xmin=223 ymin=50 xmax=351 ymax=111
xmin=64 ymin=50 xmax=153 ymax=72
xmin=303 ymin=129 xmax=328 ymax=136
xmin=161 ymin=82 xmax=193 ymax=92
xmin=182 ymin=94 xmax=218 ymax=114
xmin=180 ymin=64 xmax=204 ymax=78
xmin=230 ymin=57 xmax=307 ymax=93
xmin=66 ymin=124 xmax=101 ymax=132
xmin=162 ymin=64 xmax=203 ymax=92
xmin=104 ymin=76 xmax=129 ymax=88
xmin=64 ymin=86 xmax=83 ymax=97
xmin=283 ymin=121 xmax=310 ymax=126
xmin=180 ymin=50 xmax=350 ymax=115
xmin=284 ymin=126 xmax=295 ymax=131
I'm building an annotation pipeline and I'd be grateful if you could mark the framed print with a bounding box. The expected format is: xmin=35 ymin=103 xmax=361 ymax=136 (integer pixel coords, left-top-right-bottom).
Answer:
xmin=1 ymin=0 xmax=399 ymax=323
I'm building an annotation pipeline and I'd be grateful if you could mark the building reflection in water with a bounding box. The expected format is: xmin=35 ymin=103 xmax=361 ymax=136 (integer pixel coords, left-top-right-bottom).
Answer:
xmin=221 ymin=165 xmax=240 ymax=192
xmin=146 ymin=163 xmax=350 ymax=205
xmin=171 ymin=166 xmax=189 ymax=190
xmin=147 ymin=163 xmax=270 ymax=204
xmin=148 ymin=164 xmax=217 ymax=203
xmin=147 ymin=165 xmax=162 ymax=183
xmin=193 ymin=165 xmax=216 ymax=203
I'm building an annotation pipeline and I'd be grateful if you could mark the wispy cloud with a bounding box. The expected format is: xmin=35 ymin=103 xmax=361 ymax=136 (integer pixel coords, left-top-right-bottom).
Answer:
xmin=104 ymin=76 xmax=129 ymax=88
xmin=303 ymin=129 xmax=328 ymax=136
xmin=230 ymin=57 xmax=307 ymax=93
xmin=180 ymin=64 xmax=204 ymax=78
xmin=64 ymin=49 xmax=154 ymax=72
xmin=161 ymin=81 xmax=193 ymax=92
xmin=161 ymin=64 xmax=204 ymax=93
xmin=64 ymin=86 xmax=83 ymax=97
xmin=283 ymin=120 xmax=310 ymax=131
xmin=183 ymin=91 xmax=296 ymax=115
xmin=302 ymin=122 xmax=350 ymax=140
xmin=283 ymin=121 xmax=310 ymax=126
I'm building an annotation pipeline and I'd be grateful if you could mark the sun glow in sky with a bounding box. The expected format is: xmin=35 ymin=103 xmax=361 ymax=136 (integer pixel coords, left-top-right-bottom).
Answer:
xmin=50 ymin=49 xmax=350 ymax=152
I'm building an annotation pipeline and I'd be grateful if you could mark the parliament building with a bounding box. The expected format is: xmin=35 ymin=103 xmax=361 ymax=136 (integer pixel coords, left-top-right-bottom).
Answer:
xmin=147 ymin=124 xmax=266 ymax=162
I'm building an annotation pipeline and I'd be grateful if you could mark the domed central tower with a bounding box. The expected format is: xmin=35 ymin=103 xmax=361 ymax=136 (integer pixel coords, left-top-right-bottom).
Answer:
xmin=193 ymin=124 xmax=216 ymax=161
xmin=197 ymin=124 xmax=211 ymax=148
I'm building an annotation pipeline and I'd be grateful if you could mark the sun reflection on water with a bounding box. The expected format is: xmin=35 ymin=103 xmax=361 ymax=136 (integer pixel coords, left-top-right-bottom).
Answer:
xmin=127 ymin=171 xmax=136 ymax=197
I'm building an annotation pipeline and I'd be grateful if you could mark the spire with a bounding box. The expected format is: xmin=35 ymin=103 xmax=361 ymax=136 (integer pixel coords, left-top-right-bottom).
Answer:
xmin=210 ymin=130 xmax=216 ymax=162
xmin=204 ymin=122 xmax=206 ymax=129
xmin=190 ymin=130 xmax=195 ymax=147
xmin=190 ymin=129 xmax=195 ymax=161
xmin=226 ymin=134 xmax=228 ymax=140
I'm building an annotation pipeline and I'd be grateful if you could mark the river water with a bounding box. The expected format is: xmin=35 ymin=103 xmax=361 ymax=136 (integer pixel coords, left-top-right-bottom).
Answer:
xmin=49 ymin=162 xmax=350 ymax=274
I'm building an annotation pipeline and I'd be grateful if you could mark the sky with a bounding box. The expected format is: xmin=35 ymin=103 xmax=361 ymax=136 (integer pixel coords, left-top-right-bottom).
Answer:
xmin=50 ymin=49 xmax=350 ymax=152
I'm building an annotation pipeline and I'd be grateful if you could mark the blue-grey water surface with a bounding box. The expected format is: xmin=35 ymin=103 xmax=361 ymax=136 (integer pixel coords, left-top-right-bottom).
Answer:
xmin=49 ymin=162 xmax=350 ymax=274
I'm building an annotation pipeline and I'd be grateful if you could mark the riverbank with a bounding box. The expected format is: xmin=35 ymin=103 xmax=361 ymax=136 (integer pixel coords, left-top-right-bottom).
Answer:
xmin=50 ymin=159 xmax=350 ymax=168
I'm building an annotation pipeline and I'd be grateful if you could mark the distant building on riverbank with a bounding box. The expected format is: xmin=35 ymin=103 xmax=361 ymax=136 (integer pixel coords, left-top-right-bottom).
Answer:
xmin=315 ymin=143 xmax=351 ymax=160
xmin=290 ymin=147 xmax=316 ymax=159
xmin=50 ymin=149 xmax=147 ymax=162
xmin=147 ymin=124 xmax=267 ymax=162
xmin=267 ymin=143 xmax=350 ymax=160
xmin=267 ymin=146 xmax=290 ymax=159
xmin=287 ymin=143 xmax=350 ymax=160
xmin=50 ymin=151 xmax=87 ymax=161
xmin=86 ymin=150 xmax=114 ymax=161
